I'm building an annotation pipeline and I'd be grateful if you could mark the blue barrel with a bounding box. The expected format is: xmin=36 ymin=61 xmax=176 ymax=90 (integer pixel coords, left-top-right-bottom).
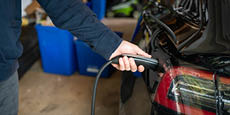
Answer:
xmin=35 ymin=25 xmax=77 ymax=76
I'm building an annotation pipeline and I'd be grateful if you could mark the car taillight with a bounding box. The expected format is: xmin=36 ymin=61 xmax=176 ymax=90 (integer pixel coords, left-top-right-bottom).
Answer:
xmin=167 ymin=75 xmax=230 ymax=113
xmin=154 ymin=66 xmax=230 ymax=115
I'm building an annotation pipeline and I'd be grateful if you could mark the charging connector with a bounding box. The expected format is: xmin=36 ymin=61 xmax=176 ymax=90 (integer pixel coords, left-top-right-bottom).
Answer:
xmin=91 ymin=54 xmax=164 ymax=115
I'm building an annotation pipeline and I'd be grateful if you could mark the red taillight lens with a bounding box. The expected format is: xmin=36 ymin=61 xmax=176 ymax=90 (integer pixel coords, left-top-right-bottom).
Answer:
xmin=167 ymin=75 xmax=230 ymax=113
xmin=154 ymin=66 xmax=230 ymax=114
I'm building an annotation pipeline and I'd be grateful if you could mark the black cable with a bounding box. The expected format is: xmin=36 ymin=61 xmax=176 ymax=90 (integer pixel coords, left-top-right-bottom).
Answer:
xmin=91 ymin=60 xmax=113 ymax=115
xmin=143 ymin=11 xmax=177 ymax=45
xmin=150 ymin=28 xmax=162 ymax=50
xmin=91 ymin=54 xmax=162 ymax=115
xmin=143 ymin=21 xmax=161 ymax=50
xmin=143 ymin=18 xmax=176 ymax=58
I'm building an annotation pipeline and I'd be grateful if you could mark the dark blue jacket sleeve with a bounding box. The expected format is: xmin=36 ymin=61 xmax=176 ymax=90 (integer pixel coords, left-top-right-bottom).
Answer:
xmin=37 ymin=0 xmax=122 ymax=60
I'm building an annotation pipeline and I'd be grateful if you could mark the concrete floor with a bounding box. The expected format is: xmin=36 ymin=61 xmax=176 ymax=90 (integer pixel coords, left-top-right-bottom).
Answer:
xmin=19 ymin=61 xmax=121 ymax=115
xmin=119 ymin=78 xmax=151 ymax=115
xmin=18 ymin=18 xmax=137 ymax=115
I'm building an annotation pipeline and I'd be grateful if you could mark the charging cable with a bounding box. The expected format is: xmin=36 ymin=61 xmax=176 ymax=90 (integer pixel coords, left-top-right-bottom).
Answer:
xmin=91 ymin=60 xmax=113 ymax=115
xmin=91 ymin=54 xmax=164 ymax=115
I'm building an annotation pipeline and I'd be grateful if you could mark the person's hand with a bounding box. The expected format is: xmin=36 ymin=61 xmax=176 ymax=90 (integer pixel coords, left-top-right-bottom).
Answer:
xmin=109 ymin=40 xmax=151 ymax=72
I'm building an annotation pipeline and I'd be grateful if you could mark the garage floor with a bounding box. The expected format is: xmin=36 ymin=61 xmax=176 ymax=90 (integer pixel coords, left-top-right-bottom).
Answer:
xmin=18 ymin=18 xmax=137 ymax=115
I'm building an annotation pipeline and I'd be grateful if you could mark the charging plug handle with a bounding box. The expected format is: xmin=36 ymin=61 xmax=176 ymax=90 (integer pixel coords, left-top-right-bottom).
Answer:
xmin=111 ymin=54 xmax=165 ymax=72
xmin=91 ymin=54 xmax=165 ymax=115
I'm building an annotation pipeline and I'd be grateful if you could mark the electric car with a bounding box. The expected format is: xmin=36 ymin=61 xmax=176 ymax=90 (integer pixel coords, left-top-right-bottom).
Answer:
xmin=120 ymin=0 xmax=230 ymax=115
